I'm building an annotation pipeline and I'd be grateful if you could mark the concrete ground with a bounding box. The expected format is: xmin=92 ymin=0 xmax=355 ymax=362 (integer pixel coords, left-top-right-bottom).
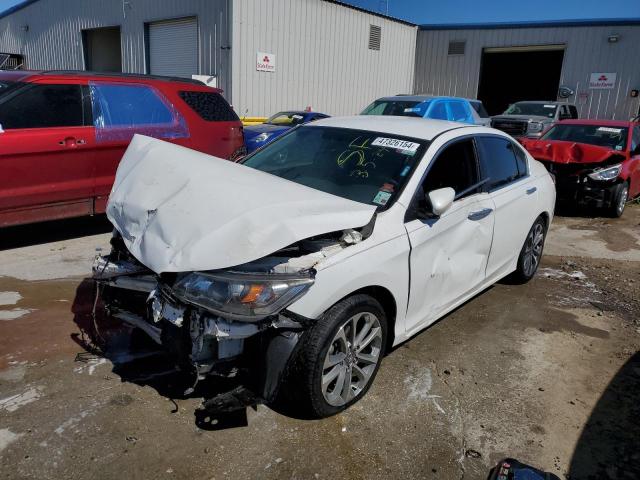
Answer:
xmin=1 ymin=206 xmax=639 ymax=480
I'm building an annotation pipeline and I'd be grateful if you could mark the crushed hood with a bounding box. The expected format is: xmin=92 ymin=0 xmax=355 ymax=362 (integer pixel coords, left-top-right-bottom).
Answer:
xmin=106 ymin=135 xmax=376 ymax=274
xmin=520 ymin=139 xmax=626 ymax=165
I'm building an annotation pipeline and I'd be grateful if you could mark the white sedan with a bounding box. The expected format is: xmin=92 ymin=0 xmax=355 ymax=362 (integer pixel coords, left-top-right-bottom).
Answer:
xmin=94 ymin=116 xmax=555 ymax=418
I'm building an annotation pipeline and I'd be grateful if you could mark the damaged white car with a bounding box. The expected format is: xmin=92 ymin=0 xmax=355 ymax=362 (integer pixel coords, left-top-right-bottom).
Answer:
xmin=93 ymin=116 xmax=555 ymax=418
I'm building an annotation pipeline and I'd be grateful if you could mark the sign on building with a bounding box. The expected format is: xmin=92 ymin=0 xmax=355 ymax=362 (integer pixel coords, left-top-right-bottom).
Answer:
xmin=589 ymin=72 xmax=617 ymax=89
xmin=256 ymin=52 xmax=276 ymax=72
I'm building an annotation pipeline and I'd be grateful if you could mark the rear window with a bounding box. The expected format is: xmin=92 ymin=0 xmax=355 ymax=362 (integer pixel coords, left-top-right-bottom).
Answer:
xmin=361 ymin=99 xmax=428 ymax=118
xmin=179 ymin=91 xmax=239 ymax=122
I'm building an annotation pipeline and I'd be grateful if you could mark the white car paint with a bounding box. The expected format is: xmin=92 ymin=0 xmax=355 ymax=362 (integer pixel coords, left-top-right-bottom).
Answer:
xmin=284 ymin=117 xmax=555 ymax=346
xmin=109 ymin=117 xmax=555 ymax=350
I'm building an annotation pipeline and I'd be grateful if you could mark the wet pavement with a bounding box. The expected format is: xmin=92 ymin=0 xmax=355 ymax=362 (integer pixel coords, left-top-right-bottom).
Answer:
xmin=1 ymin=206 xmax=639 ymax=479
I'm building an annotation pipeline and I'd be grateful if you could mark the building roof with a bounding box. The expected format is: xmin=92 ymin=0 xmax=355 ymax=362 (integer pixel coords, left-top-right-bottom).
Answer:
xmin=307 ymin=115 xmax=481 ymax=141
xmin=0 ymin=0 xmax=417 ymax=26
xmin=420 ymin=18 xmax=640 ymax=30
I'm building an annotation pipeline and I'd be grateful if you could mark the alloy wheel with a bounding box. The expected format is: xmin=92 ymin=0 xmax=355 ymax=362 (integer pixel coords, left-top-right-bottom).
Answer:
xmin=523 ymin=223 xmax=545 ymax=277
xmin=617 ymin=185 xmax=628 ymax=216
xmin=321 ymin=312 xmax=383 ymax=407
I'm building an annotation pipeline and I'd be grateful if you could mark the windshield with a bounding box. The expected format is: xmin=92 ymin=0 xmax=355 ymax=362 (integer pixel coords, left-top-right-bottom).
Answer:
xmin=361 ymin=100 xmax=430 ymax=118
xmin=242 ymin=126 xmax=427 ymax=208
xmin=542 ymin=124 xmax=629 ymax=151
xmin=266 ymin=112 xmax=307 ymax=126
xmin=505 ymin=102 xmax=557 ymax=118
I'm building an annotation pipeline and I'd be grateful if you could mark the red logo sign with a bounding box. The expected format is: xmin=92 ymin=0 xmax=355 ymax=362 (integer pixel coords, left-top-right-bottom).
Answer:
xmin=263 ymin=56 xmax=270 ymax=63
xmin=598 ymin=75 xmax=608 ymax=81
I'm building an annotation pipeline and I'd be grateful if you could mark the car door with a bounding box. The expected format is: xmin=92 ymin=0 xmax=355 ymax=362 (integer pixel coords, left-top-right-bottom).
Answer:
xmin=0 ymin=81 xmax=95 ymax=224
xmin=476 ymin=136 xmax=540 ymax=279
xmin=403 ymin=137 xmax=495 ymax=335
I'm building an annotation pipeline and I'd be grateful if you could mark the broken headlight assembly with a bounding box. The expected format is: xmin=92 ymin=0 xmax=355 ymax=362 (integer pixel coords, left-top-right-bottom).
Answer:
xmin=587 ymin=163 xmax=622 ymax=182
xmin=171 ymin=271 xmax=315 ymax=321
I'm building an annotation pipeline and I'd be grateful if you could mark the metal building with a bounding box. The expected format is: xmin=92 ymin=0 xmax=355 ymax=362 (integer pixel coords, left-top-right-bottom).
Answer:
xmin=414 ymin=20 xmax=640 ymax=119
xmin=0 ymin=0 xmax=417 ymax=116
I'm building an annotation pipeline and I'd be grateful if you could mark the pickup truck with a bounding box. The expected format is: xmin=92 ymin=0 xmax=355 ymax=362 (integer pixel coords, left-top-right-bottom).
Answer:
xmin=491 ymin=101 xmax=578 ymax=138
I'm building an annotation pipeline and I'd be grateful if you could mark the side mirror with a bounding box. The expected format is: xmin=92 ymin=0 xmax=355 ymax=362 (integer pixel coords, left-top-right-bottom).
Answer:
xmin=427 ymin=187 xmax=455 ymax=217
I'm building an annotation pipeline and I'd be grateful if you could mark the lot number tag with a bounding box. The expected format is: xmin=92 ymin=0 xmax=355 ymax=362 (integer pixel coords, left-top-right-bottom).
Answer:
xmin=372 ymin=137 xmax=420 ymax=153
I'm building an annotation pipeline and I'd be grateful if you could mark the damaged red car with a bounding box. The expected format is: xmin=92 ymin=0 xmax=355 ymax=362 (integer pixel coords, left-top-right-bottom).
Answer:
xmin=520 ymin=119 xmax=640 ymax=217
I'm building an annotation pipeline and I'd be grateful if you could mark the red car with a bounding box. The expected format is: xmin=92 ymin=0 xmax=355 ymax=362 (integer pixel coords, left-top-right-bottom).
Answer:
xmin=0 ymin=70 xmax=244 ymax=227
xmin=520 ymin=119 xmax=640 ymax=217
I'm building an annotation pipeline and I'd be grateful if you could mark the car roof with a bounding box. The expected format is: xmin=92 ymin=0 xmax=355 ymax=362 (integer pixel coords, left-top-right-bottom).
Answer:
xmin=0 ymin=69 xmax=210 ymax=88
xmin=375 ymin=95 xmax=472 ymax=103
xmin=306 ymin=115 xmax=480 ymax=141
xmin=513 ymin=100 xmax=564 ymax=105
xmin=558 ymin=119 xmax=634 ymax=127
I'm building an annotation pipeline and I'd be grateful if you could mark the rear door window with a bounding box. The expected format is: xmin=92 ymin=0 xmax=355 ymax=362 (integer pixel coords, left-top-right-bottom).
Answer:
xmin=0 ymin=84 xmax=84 ymax=129
xmin=179 ymin=91 xmax=239 ymax=122
xmin=89 ymin=82 xmax=189 ymax=142
xmin=429 ymin=101 xmax=449 ymax=120
xmin=476 ymin=136 xmax=524 ymax=191
xmin=449 ymin=101 xmax=469 ymax=122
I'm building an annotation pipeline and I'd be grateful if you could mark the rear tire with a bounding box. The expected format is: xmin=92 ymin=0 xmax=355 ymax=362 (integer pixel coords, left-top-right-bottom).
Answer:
xmin=509 ymin=216 xmax=547 ymax=284
xmin=606 ymin=182 xmax=628 ymax=218
xmin=280 ymin=294 xmax=387 ymax=419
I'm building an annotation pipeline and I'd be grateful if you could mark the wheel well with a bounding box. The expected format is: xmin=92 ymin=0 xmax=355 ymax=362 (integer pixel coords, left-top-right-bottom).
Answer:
xmin=539 ymin=211 xmax=550 ymax=231
xmin=347 ymin=286 xmax=397 ymax=352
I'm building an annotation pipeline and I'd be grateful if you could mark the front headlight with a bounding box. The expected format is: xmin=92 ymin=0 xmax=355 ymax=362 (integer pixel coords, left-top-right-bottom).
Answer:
xmin=588 ymin=163 xmax=622 ymax=181
xmin=527 ymin=121 xmax=544 ymax=133
xmin=255 ymin=132 xmax=271 ymax=143
xmin=171 ymin=271 xmax=314 ymax=321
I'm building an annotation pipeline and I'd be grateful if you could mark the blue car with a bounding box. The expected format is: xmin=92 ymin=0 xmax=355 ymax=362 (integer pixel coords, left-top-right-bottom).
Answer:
xmin=244 ymin=110 xmax=330 ymax=153
xmin=360 ymin=95 xmax=484 ymax=125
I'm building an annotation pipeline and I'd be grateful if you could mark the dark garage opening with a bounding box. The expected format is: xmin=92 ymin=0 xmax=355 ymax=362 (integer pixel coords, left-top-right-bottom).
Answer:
xmin=82 ymin=26 xmax=122 ymax=73
xmin=477 ymin=47 xmax=565 ymax=115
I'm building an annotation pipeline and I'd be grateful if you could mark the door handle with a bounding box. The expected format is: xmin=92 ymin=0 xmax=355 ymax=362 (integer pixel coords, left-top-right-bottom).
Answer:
xmin=58 ymin=137 xmax=85 ymax=147
xmin=526 ymin=187 xmax=537 ymax=195
xmin=468 ymin=208 xmax=493 ymax=221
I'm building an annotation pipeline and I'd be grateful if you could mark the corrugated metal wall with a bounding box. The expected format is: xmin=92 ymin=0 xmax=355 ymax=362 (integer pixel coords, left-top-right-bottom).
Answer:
xmin=231 ymin=0 xmax=417 ymax=116
xmin=0 ymin=0 xmax=232 ymax=95
xmin=415 ymin=25 xmax=640 ymax=120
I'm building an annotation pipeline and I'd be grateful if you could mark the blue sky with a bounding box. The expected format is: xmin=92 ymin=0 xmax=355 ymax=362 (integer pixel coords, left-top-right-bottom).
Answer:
xmin=1 ymin=0 xmax=639 ymax=24
xmin=344 ymin=0 xmax=640 ymax=24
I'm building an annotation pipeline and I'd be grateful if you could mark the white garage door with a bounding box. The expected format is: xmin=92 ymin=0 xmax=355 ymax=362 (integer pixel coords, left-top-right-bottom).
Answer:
xmin=148 ymin=17 xmax=198 ymax=78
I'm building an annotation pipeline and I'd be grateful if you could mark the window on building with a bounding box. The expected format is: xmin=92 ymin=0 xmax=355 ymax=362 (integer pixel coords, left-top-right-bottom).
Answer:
xmin=448 ymin=40 xmax=466 ymax=55
xmin=179 ymin=91 xmax=239 ymax=121
xmin=0 ymin=84 xmax=83 ymax=129
xmin=368 ymin=25 xmax=381 ymax=51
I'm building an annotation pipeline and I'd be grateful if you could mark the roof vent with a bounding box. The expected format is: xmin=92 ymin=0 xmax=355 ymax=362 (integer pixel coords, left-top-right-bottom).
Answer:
xmin=368 ymin=25 xmax=381 ymax=51
xmin=448 ymin=40 xmax=466 ymax=55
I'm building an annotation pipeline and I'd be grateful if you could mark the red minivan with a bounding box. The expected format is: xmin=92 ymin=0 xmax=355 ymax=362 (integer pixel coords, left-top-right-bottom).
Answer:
xmin=0 ymin=70 xmax=244 ymax=227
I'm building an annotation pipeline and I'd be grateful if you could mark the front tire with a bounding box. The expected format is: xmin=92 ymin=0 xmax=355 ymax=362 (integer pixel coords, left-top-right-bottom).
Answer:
xmin=281 ymin=294 xmax=387 ymax=418
xmin=606 ymin=182 xmax=628 ymax=218
xmin=509 ymin=216 xmax=547 ymax=284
